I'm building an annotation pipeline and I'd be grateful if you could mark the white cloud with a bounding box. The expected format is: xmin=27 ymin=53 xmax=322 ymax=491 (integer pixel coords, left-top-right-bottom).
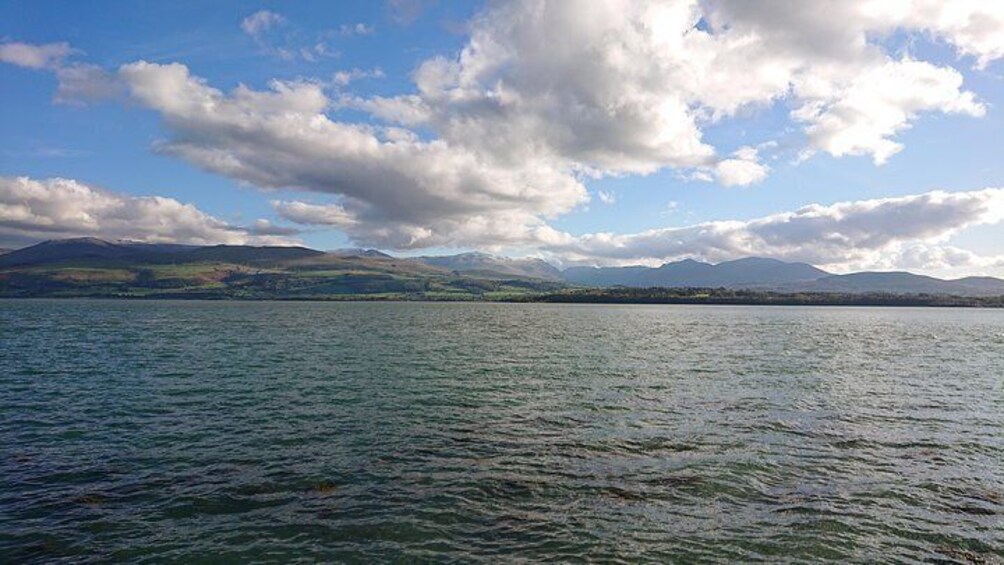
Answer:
xmin=361 ymin=0 xmax=996 ymax=179
xmin=241 ymin=10 xmax=285 ymax=37
xmin=340 ymin=94 xmax=430 ymax=125
xmin=0 ymin=176 xmax=295 ymax=247
xmin=0 ymin=41 xmax=73 ymax=69
xmin=864 ymin=0 xmax=1004 ymax=69
xmin=272 ymin=201 xmax=358 ymax=229
xmin=597 ymin=190 xmax=616 ymax=205
xmin=117 ymin=61 xmax=587 ymax=249
xmin=545 ymin=188 xmax=1004 ymax=273
xmin=712 ymin=146 xmax=770 ymax=187
xmin=876 ymin=243 xmax=1004 ymax=277
xmin=247 ymin=218 xmax=301 ymax=237
xmin=796 ymin=58 xmax=984 ymax=164
xmin=701 ymin=1 xmax=996 ymax=163
xmin=399 ymin=0 xmax=718 ymax=175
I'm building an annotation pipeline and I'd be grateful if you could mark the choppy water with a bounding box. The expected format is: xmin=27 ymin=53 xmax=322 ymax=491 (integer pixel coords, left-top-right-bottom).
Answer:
xmin=1 ymin=300 xmax=1002 ymax=563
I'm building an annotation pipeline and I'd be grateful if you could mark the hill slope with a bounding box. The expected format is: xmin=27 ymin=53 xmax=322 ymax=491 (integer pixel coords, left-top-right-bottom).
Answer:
xmin=0 ymin=238 xmax=322 ymax=268
xmin=783 ymin=272 xmax=1004 ymax=297
xmin=0 ymin=238 xmax=563 ymax=299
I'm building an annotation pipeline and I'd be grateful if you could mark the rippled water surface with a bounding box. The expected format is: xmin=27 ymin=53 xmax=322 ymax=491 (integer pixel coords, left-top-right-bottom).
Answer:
xmin=2 ymin=300 xmax=1002 ymax=562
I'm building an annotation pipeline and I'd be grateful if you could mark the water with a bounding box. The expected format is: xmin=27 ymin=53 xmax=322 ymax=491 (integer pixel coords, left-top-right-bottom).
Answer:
xmin=1 ymin=300 xmax=1002 ymax=563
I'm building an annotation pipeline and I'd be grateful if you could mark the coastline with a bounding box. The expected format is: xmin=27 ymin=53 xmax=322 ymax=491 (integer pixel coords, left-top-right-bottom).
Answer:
xmin=3 ymin=289 xmax=1003 ymax=308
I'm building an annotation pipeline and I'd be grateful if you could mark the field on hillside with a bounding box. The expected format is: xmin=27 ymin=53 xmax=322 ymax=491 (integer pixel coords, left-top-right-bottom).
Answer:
xmin=0 ymin=259 xmax=563 ymax=300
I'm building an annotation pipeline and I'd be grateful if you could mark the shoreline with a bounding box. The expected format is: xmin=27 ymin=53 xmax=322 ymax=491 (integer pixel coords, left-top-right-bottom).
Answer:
xmin=2 ymin=291 xmax=1003 ymax=308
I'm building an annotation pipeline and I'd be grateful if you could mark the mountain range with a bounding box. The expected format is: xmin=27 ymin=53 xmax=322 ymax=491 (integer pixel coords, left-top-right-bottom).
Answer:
xmin=1 ymin=237 xmax=1003 ymax=299
xmin=563 ymin=257 xmax=827 ymax=288
xmin=563 ymin=257 xmax=1004 ymax=297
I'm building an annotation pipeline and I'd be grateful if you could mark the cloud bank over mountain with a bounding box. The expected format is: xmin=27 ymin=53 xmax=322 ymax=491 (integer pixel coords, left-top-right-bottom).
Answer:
xmin=0 ymin=177 xmax=294 ymax=247
xmin=543 ymin=188 xmax=1004 ymax=273
xmin=4 ymin=174 xmax=1002 ymax=276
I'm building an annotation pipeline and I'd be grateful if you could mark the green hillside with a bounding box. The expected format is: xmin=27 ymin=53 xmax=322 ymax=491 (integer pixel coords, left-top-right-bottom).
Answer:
xmin=0 ymin=239 xmax=565 ymax=300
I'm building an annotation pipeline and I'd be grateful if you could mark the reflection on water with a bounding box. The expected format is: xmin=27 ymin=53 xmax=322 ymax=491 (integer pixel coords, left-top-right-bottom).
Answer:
xmin=1 ymin=300 xmax=1002 ymax=562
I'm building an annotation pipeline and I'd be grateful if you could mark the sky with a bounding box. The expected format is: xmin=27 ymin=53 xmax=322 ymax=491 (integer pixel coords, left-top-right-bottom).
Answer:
xmin=1 ymin=0 xmax=1003 ymax=277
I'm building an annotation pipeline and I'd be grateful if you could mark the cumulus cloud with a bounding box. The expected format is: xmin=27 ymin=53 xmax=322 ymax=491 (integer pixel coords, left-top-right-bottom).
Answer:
xmin=701 ymin=1 xmax=995 ymax=163
xmin=545 ymin=188 xmax=1004 ymax=272
xmin=795 ymin=58 xmax=984 ymax=164
xmin=115 ymin=61 xmax=587 ymax=249
xmin=397 ymin=1 xmax=718 ymax=174
xmin=241 ymin=10 xmax=286 ymax=37
xmin=0 ymin=176 xmax=296 ymax=247
xmin=712 ymin=146 xmax=770 ymax=187
xmin=597 ymin=190 xmax=616 ymax=205
xmin=361 ymin=0 xmax=994 ymax=178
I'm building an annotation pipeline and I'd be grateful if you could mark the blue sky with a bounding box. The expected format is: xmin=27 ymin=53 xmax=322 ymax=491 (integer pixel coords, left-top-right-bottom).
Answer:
xmin=1 ymin=1 xmax=1003 ymax=276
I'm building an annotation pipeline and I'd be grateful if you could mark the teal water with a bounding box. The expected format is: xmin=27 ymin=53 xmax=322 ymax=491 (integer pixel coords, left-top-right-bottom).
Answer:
xmin=1 ymin=300 xmax=1002 ymax=563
